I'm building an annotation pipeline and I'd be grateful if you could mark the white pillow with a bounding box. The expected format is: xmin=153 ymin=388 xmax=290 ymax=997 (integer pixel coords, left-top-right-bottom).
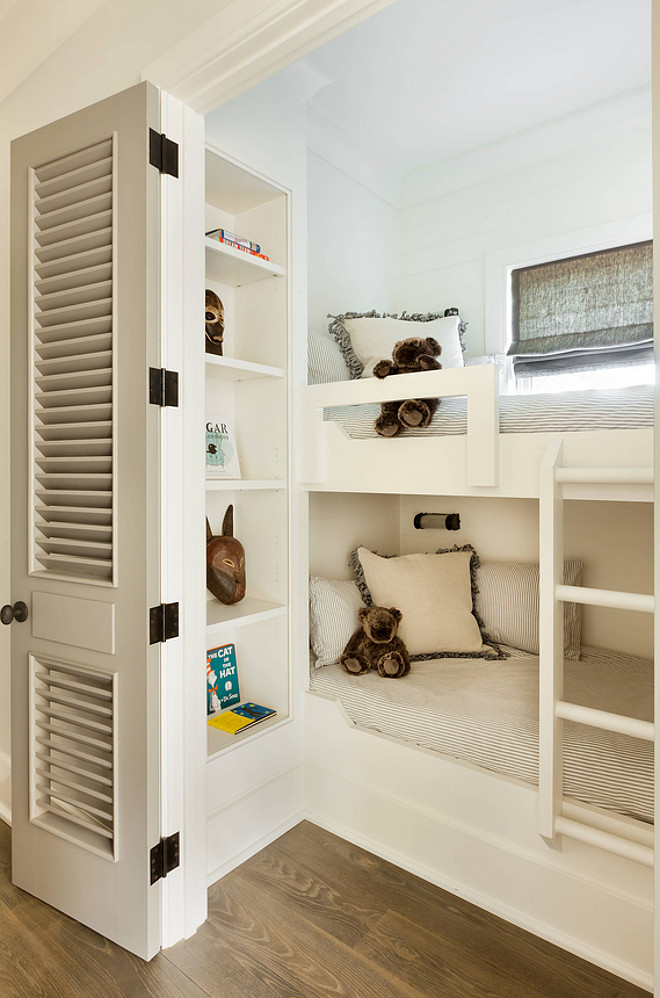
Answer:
xmin=354 ymin=546 xmax=493 ymax=658
xmin=307 ymin=328 xmax=352 ymax=385
xmin=331 ymin=312 xmax=465 ymax=378
xmin=475 ymin=560 xmax=583 ymax=659
xmin=309 ymin=576 xmax=364 ymax=668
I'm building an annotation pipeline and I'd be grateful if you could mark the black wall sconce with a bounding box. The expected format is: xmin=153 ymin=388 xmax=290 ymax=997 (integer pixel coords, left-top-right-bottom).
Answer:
xmin=413 ymin=512 xmax=461 ymax=531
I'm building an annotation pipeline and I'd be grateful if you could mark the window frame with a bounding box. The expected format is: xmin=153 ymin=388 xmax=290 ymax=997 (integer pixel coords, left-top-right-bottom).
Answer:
xmin=484 ymin=214 xmax=653 ymax=356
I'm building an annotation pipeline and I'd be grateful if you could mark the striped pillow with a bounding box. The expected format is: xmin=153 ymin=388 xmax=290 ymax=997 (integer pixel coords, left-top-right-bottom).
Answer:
xmin=308 ymin=329 xmax=352 ymax=385
xmin=475 ymin=561 xmax=583 ymax=659
xmin=309 ymin=576 xmax=364 ymax=668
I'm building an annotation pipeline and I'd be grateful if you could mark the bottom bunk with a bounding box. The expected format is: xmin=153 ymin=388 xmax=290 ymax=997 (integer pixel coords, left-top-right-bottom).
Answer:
xmin=303 ymin=685 xmax=654 ymax=991
xmin=310 ymin=645 xmax=653 ymax=826
xmin=305 ymin=489 xmax=654 ymax=991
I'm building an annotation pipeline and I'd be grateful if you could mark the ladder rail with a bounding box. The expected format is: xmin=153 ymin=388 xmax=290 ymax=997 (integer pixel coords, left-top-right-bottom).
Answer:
xmin=538 ymin=441 xmax=654 ymax=859
xmin=538 ymin=439 xmax=564 ymax=841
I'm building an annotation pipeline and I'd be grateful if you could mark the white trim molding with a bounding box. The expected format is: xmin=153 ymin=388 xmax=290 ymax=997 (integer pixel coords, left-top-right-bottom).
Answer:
xmin=141 ymin=0 xmax=397 ymax=114
xmin=0 ymin=750 xmax=11 ymax=825
xmin=484 ymin=213 xmax=653 ymax=356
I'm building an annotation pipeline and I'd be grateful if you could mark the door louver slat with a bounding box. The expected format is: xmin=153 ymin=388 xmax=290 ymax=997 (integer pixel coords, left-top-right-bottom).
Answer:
xmin=31 ymin=138 xmax=115 ymax=584
xmin=36 ymin=224 xmax=113 ymax=261
xmin=36 ymin=767 xmax=113 ymax=804
xmin=36 ymin=264 xmax=113 ymax=295
xmin=32 ymin=654 xmax=116 ymax=856
xmin=35 ymin=246 xmax=113 ymax=280
xmin=34 ymin=320 xmax=112 ymax=348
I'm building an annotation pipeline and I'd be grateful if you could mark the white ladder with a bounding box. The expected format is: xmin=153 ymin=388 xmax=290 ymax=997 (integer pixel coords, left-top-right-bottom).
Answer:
xmin=538 ymin=439 xmax=654 ymax=866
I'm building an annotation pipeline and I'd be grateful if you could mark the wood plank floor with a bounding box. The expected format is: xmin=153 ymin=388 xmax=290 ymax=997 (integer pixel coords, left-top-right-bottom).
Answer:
xmin=0 ymin=819 xmax=649 ymax=997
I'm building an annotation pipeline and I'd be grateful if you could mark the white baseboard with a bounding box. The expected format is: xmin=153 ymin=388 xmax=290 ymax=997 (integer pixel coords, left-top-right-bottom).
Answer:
xmin=207 ymin=808 xmax=306 ymax=887
xmin=207 ymin=761 xmax=305 ymax=886
xmin=0 ymin=751 xmax=11 ymax=825
xmin=304 ymin=764 xmax=653 ymax=993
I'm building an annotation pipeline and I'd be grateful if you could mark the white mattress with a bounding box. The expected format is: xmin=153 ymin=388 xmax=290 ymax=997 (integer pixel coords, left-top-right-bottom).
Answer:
xmin=310 ymin=645 xmax=653 ymax=824
xmin=323 ymin=384 xmax=653 ymax=438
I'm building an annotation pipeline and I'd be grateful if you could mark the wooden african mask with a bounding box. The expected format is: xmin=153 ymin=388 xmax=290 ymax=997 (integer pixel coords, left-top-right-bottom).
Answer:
xmin=206 ymin=505 xmax=246 ymax=605
xmin=205 ymin=289 xmax=224 ymax=356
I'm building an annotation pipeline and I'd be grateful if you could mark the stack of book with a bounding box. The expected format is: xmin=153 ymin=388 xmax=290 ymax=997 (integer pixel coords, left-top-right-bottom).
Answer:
xmin=206 ymin=227 xmax=270 ymax=262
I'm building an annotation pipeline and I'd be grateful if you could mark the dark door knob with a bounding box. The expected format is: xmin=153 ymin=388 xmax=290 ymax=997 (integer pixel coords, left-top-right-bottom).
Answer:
xmin=1 ymin=601 xmax=29 ymax=625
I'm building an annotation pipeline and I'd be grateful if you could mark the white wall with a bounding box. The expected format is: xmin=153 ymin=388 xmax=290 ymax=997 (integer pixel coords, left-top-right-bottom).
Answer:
xmin=397 ymin=96 xmax=652 ymax=355
xmin=307 ymin=149 xmax=398 ymax=335
xmin=398 ymin=495 xmax=654 ymax=659
xmin=309 ymin=492 xmax=400 ymax=579
xmin=308 ymin=491 xmax=653 ymax=659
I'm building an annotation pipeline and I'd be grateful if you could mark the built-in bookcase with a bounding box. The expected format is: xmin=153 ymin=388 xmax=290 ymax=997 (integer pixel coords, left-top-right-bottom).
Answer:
xmin=204 ymin=142 xmax=290 ymax=756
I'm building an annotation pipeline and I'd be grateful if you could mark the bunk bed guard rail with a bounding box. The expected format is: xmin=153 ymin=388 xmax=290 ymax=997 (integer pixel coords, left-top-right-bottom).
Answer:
xmin=538 ymin=439 xmax=654 ymax=867
xmin=299 ymin=365 xmax=500 ymax=488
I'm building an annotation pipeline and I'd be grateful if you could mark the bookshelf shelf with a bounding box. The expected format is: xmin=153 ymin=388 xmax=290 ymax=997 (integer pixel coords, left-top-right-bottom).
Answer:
xmin=205 ymin=356 xmax=285 ymax=381
xmin=207 ymin=710 xmax=284 ymax=758
xmin=204 ymin=142 xmax=289 ymax=762
xmin=206 ymin=597 xmax=286 ymax=638
xmin=205 ymin=479 xmax=285 ymax=492
xmin=205 ymin=236 xmax=285 ymax=286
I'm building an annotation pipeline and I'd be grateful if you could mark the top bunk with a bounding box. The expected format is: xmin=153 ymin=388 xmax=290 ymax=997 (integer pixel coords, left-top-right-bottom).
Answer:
xmin=300 ymin=357 xmax=653 ymax=502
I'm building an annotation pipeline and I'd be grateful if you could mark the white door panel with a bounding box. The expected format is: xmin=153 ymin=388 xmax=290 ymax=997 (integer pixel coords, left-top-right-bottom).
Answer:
xmin=10 ymin=81 xmax=163 ymax=959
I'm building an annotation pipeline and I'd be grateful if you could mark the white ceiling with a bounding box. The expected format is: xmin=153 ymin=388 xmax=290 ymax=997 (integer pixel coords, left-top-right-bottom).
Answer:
xmin=279 ymin=0 xmax=651 ymax=177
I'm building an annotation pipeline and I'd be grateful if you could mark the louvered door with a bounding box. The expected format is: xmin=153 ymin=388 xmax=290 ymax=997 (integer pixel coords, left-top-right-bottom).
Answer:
xmin=32 ymin=137 xmax=115 ymax=583
xmin=10 ymin=82 xmax=164 ymax=959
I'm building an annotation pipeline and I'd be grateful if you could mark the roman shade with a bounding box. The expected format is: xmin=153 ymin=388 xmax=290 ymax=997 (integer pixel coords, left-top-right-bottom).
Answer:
xmin=508 ymin=241 xmax=653 ymax=376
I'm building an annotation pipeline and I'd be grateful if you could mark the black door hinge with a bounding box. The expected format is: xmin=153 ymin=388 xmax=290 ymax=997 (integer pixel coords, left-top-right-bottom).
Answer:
xmin=150 ymin=831 xmax=180 ymax=885
xmin=149 ymin=602 xmax=179 ymax=645
xmin=149 ymin=367 xmax=179 ymax=407
xmin=149 ymin=128 xmax=179 ymax=177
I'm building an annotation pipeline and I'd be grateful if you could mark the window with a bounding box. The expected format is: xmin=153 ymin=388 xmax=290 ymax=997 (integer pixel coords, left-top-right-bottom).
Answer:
xmin=507 ymin=241 xmax=653 ymax=393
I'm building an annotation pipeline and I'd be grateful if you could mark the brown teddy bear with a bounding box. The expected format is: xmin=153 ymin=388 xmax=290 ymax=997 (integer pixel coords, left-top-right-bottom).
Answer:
xmin=372 ymin=336 xmax=442 ymax=437
xmin=340 ymin=606 xmax=411 ymax=679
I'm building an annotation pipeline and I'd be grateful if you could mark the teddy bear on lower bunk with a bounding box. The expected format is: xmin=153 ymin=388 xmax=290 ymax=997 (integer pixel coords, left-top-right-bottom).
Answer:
xmin=372 ymin=335 xmax=442 ymax=437
xmin=340 ymin=605 xmax=411 ymax=679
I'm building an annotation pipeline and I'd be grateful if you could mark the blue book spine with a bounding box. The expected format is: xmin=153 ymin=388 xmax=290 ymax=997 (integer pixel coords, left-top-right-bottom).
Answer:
xmin=206 ymin=643 xmax=240 ymax=715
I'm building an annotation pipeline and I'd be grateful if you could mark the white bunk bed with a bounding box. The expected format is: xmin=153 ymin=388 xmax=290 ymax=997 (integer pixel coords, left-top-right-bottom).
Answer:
xmin=300 ymin=365 xmax=653 ymax=500
xmin=301 ymin=365 xmax=655 ymax=990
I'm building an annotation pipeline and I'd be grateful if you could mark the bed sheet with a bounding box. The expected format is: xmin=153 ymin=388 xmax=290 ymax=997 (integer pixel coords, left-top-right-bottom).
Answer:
xmin=310 ymin=645 xmax=653 ymax=823
xmin=322 ymin=385 xmax=653 ymax=438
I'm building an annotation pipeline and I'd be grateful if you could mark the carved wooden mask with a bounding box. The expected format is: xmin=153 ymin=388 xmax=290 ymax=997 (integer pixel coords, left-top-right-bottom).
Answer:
xmin=206 ymin=505 xmax=246 ymax=605
xmin=205 ymin=289 xmax=224 ymax=356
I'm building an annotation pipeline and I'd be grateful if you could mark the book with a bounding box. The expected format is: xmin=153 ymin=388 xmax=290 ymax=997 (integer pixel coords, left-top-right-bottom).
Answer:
xmin=205 ymin=414 xmax=241 ymax=479
xmin=206 ymin=643 xmax=240 ymax=715
xmin=206 ymin=228 xmax=261 ymax=253
xmin=206 ymin=230 xmax=270 ymax=262
xmin=207 ymin=702 xmax=276 ymax=735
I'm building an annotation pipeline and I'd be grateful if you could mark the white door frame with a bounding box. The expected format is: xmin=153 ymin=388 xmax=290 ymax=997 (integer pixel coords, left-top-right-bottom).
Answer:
xmin=150 ymin=0 xmax=397 ymax=950
xmin=142 ymin=0 xmax=398 ymax=113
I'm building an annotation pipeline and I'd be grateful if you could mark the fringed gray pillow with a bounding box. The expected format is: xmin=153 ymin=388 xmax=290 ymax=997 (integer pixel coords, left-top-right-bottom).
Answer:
xmin=329 ymin=309 xmax=467 ymax=379
xmin=350 ymin=544 xmax=506 ymax=661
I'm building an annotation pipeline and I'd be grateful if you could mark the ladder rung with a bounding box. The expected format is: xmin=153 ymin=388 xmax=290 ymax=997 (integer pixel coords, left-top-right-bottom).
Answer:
xmin=556 ymin=584 xmax=654 ymax=614
xmin=554 ymin=816 xmax=654 ymax=867
xmin=555 ymin=467 xmax=652 ymax=485
xmin=556 ymin=701 xmax=654 ymax=741
xmin=561 ymin=800 xmax=654 ymax=848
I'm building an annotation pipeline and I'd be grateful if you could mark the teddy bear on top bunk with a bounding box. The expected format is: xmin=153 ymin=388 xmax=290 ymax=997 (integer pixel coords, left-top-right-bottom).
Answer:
xmin=340 ymin=605 xmax=411 ymax=679
xmin=373 ymin=335 xmax=442 ymax=437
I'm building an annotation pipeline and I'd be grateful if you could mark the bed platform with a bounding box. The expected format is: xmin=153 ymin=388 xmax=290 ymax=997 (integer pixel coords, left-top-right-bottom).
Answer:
xmin=299 ymin=366 xmax=653 ymax=500
xmin=310 ymin=645 xmax=653 ymax=825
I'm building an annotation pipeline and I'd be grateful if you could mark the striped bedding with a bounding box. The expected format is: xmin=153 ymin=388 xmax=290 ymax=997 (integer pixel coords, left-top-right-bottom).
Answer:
xmin=323 ymin=385 xmax=653 ymax=438
xmin=310 ymin=646 xmax=653 ymax=823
